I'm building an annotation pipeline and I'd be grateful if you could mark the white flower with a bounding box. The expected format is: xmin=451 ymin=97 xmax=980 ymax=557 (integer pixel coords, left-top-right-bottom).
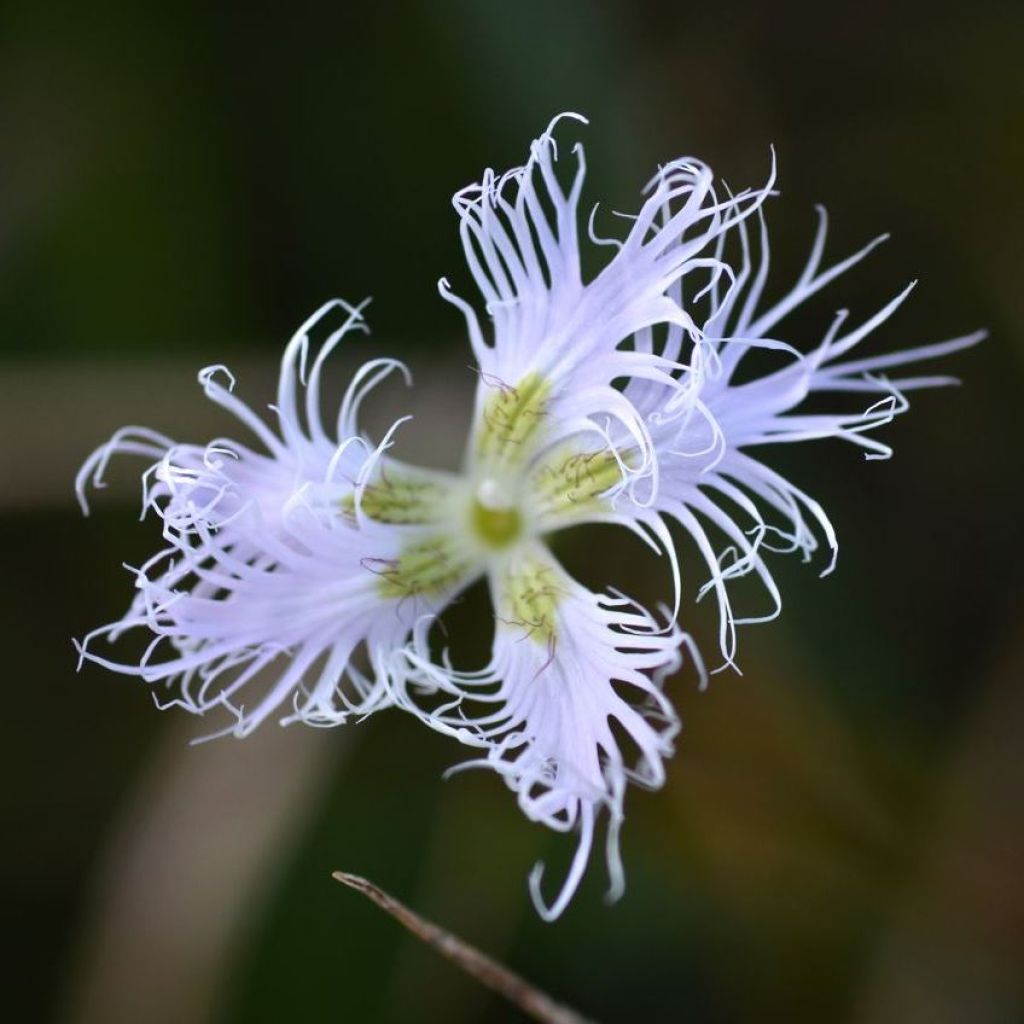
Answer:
xmin=78 ymin=115 xmax=980 ymax=919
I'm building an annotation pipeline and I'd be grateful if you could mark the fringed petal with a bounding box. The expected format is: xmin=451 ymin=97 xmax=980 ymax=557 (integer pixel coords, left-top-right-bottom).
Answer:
xmin=78 ymin=304 xmax=474 ymax=736
xmin=398 ymin=541 xmax=696 ymax=920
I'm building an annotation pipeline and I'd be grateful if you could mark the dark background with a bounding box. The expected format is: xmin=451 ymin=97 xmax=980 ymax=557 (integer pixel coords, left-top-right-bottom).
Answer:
xmin=2 ymin=2 xmax=1022 ymax=1021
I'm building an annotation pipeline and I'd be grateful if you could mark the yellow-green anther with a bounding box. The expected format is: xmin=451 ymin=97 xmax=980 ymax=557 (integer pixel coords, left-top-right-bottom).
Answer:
xmin=342 ymin=474 xmax=446 ymax=525
xmin=532 ymin=447 xmax=631 ymax=517
xmin=374 ymin=535 xmax=470 ymax=600
xmin=476 ymin=373 xmax=551 ymax=467
xmin=498 ymin=558 xmax=564 ymax=646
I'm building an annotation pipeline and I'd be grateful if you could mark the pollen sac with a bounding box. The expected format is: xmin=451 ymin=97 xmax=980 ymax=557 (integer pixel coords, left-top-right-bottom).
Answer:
xmin=344 ymin=473 xmax=448 ymax=525
xmin=496 ymin=556 xmax=565 ymax=646
xmin=373 ymin=535 xmax=471 ymax=600
xmin=530 ymin=446 xmax=628 ymax=523
xmin=476 ymin=372 xmax=551 ymax=468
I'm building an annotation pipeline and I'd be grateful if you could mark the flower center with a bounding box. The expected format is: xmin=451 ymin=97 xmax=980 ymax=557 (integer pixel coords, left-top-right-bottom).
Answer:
xmin=471 ymin=478 xmax=523 ymax=549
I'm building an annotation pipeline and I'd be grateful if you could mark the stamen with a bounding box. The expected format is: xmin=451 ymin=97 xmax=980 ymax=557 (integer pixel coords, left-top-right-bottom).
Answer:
xmin=497 ymin=557 xmax=564 ymax=646
xmin=341 ymin=471 xmax=447 ymax=525
xmin=476 ymin=372 xmax=551 ymax=467
xmin=370 ymin=536 xmax=472 ymax=600
xmin=531 ymin=447 xmax=628 ymax=520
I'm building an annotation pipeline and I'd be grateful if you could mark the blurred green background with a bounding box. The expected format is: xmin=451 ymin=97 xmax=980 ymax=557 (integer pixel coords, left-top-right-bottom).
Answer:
xmin=3 ymin=2 xmax=1022 ymax=1021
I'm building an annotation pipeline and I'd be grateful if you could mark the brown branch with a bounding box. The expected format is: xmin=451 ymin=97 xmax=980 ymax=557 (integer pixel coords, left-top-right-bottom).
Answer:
xmin=332 ymin=871 xmax=598 ymax=1024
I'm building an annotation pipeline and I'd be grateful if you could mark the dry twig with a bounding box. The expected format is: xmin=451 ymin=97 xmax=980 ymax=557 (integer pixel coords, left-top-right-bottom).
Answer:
xmin=332 ymin=871 xmax=598 ymax=1024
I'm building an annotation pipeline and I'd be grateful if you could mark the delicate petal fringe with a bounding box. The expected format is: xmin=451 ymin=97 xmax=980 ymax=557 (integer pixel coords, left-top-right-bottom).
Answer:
xmin=77 ymin=303 xmax=469 ymax=736
xmin=449 ymin=114 xmax=776 ymax=490
xmin=620 ymin=200 xmax=982 ymax=669
xmin=397 ymin=542 xmax=699 ymax=920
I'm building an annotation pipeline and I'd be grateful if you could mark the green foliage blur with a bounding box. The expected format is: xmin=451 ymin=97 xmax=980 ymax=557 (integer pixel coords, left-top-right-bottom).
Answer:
xmin=2 ymin=2 xmax=1022 ymax=1022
